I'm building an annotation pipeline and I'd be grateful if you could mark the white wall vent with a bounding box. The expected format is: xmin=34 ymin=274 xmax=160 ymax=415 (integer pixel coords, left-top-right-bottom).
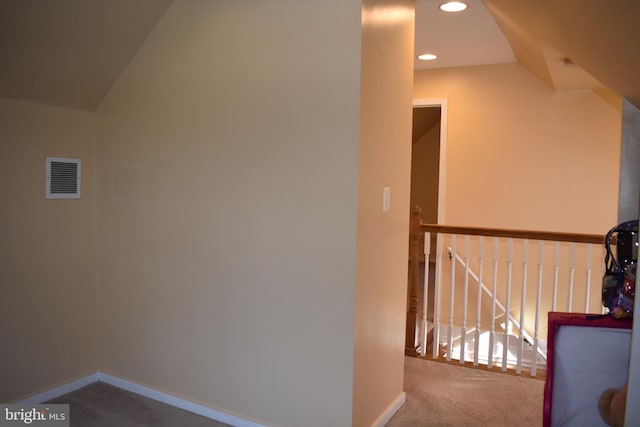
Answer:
xmin=46 ymin=157 xmax=81 ymax=199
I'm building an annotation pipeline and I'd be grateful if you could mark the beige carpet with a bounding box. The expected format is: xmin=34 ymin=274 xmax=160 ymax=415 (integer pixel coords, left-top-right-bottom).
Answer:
xmin=386 ymin=357 xmax=544 ymax=427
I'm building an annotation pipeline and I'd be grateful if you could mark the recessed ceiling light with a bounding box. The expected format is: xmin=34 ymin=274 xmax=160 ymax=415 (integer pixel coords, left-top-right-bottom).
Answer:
xmin=418 ymin=53 xmax=438 ymax=61
xmin=439 ymin=1 xmax=468 ymax=12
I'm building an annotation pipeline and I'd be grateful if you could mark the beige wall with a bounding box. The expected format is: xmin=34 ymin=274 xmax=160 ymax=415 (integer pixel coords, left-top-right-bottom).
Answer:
xmin=0 ymin=97 xmax=97 ymax=401
xmin=413 ymin=63 xmax=622 ymax=344
xmin=353 ymin=1 xmax=414 ymax=426
xmin=414 ymin=63 xmax=621 ymax=234
xmin=96 ymin=1 xmax=362 ymax=426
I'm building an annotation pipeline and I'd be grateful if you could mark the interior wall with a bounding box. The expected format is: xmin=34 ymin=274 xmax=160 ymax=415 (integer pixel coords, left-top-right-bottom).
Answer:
xmin=96 ymin=1 xmax=362 ymax=426
xmin=0 ymin=97 xmax=97 ymax=402
xmin=618 ymin=98 xmax=640 ymax=223
xmin=353 ymin=1 xmax=415 ymax=426
xmin=413 ymin=62 xmax=621 ymax=234
xmin=413 ymin=63 xmax=623 ymax=363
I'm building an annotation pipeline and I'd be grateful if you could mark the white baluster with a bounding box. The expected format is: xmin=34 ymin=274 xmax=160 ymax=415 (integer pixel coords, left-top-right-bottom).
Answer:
xmin=460 ymin=236 xmax=470 ymax=364
xmin=532 ymin=241 xmax=544 ymax=377
xmin=567 ymin=243 xmax=576 ymax=312
xmin=517 ymin=240 xmax=528 ymax=374
xmin=585 ymin=244 xmax=593 ymax=313
xmin=447 ymin=236 xmax=457 ymax=362
xmin=502 ymin=238 xmax=513 ymax=372
xmin=421 ymin=232 xmax=431 ymax=356
xmin=433 ymin=235 xmax=443 ymax=359
xmin=488 ymin=238 xmax=499 ymax=369
xmin=474 ymin=236 xmax=484 ymax=367
xmin=552 ymin=242 xmax=560 ymax=311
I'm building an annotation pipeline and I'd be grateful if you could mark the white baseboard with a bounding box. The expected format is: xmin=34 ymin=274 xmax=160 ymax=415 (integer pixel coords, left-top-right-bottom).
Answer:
xmin=18 ymin=372 xmax=265 ymax=427
xmin=371 ymin=391 xmax=406 ymax=427
xmin=97 ymin=373 xmax=266 ymax=427
xmin=18 ymin=373 xmax=99 ymax=404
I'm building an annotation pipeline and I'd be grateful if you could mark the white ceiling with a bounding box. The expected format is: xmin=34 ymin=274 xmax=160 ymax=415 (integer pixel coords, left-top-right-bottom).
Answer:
xmin=414 ymin=0 xmax=515 ymax=70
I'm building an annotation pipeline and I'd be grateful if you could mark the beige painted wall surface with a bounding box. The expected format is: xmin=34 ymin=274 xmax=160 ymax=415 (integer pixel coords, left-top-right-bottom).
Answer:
xmin=353 ymin=1 xmax=414 ymax=426
xmin=413 ymin=64 xmax=622 ymax=353
xmin=414 ymin=63 xmax=621 ymax=235
xmin=96 ymin=1 xmax=361 ymax=426
xmin=0 ymin=97 xmax=97 ymax=402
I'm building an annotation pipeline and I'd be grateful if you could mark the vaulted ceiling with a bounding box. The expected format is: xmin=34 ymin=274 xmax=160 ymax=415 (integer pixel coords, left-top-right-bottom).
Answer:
xmin=412 ymin=107 xmax=441 ymax=144
xmin=483 ymin=0 xmax=640 ymax=108
xmin=0 ymin=0 xmax=172 ymax=110
xmin=1 ymin=0 xmax=639 ymax=111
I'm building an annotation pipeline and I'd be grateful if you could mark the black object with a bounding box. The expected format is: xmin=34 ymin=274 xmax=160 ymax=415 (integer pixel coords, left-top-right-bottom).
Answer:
xmin=602 ymin=220 xmax=638 ymax=318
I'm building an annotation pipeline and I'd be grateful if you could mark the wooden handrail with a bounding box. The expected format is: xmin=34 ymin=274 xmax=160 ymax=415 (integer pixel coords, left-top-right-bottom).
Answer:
xmin=420 ymin=223 xmax=605 ymax=245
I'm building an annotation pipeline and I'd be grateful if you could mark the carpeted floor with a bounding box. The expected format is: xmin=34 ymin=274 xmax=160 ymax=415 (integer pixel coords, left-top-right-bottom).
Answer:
xmin=45 ymin=382 xmax=231 ymax=427
xmin=45 ymin=358 xmax=543 ymax=426
xmin=386 ymin=356 xmax=544 ymax=427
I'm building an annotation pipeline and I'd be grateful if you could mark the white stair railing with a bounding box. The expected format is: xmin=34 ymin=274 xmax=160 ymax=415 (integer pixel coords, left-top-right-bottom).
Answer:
xmin=473 ymin=236 xmax=484 ymax=367
xmin=532 ymin=241 xmax=544 ymax=376
xmin=414 ymin=220 xmax=605 ymax=377
xmin=448 ymin=246 xmax=542 ymax=360
xmin=420 ymin=233 xmax=431 ymax=357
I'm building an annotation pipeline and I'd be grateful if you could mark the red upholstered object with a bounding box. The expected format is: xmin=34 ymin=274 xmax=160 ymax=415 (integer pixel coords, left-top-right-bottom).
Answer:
xmin=543 ymin=312 xmax=632 ymax=427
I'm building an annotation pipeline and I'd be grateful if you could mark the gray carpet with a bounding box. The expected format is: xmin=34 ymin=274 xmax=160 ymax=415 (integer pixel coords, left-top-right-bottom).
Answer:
xmin=387 ymin=357 xmax=544 ymax=427
xmin=46 ymin=382 xmax=231 ymax=427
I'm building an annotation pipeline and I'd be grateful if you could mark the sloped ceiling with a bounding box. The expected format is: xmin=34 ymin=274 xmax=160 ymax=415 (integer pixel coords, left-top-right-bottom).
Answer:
xmin=0 ymin=0 xmax=172 ymax=111
xmin=483 ymin=0 xmax=640 ymax=109
xmin=412 ymin=107 xmax=441 ymax=144
xmin=0 ymin=1 xmax=639 ymax=111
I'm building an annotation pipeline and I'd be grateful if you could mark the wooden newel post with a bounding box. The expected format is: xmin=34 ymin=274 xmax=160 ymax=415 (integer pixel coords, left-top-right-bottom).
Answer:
xmin=406 ymin=205 xmax=422 ymax=356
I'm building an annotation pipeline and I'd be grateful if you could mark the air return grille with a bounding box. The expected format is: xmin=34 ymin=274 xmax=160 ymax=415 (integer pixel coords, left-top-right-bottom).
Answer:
xmin=46 ymin=157 xmax=81 ymax=199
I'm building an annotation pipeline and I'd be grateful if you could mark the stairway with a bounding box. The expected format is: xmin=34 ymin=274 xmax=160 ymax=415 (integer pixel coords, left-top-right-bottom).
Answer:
xmin=438 ymin=325 xmax=547 ymax=370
